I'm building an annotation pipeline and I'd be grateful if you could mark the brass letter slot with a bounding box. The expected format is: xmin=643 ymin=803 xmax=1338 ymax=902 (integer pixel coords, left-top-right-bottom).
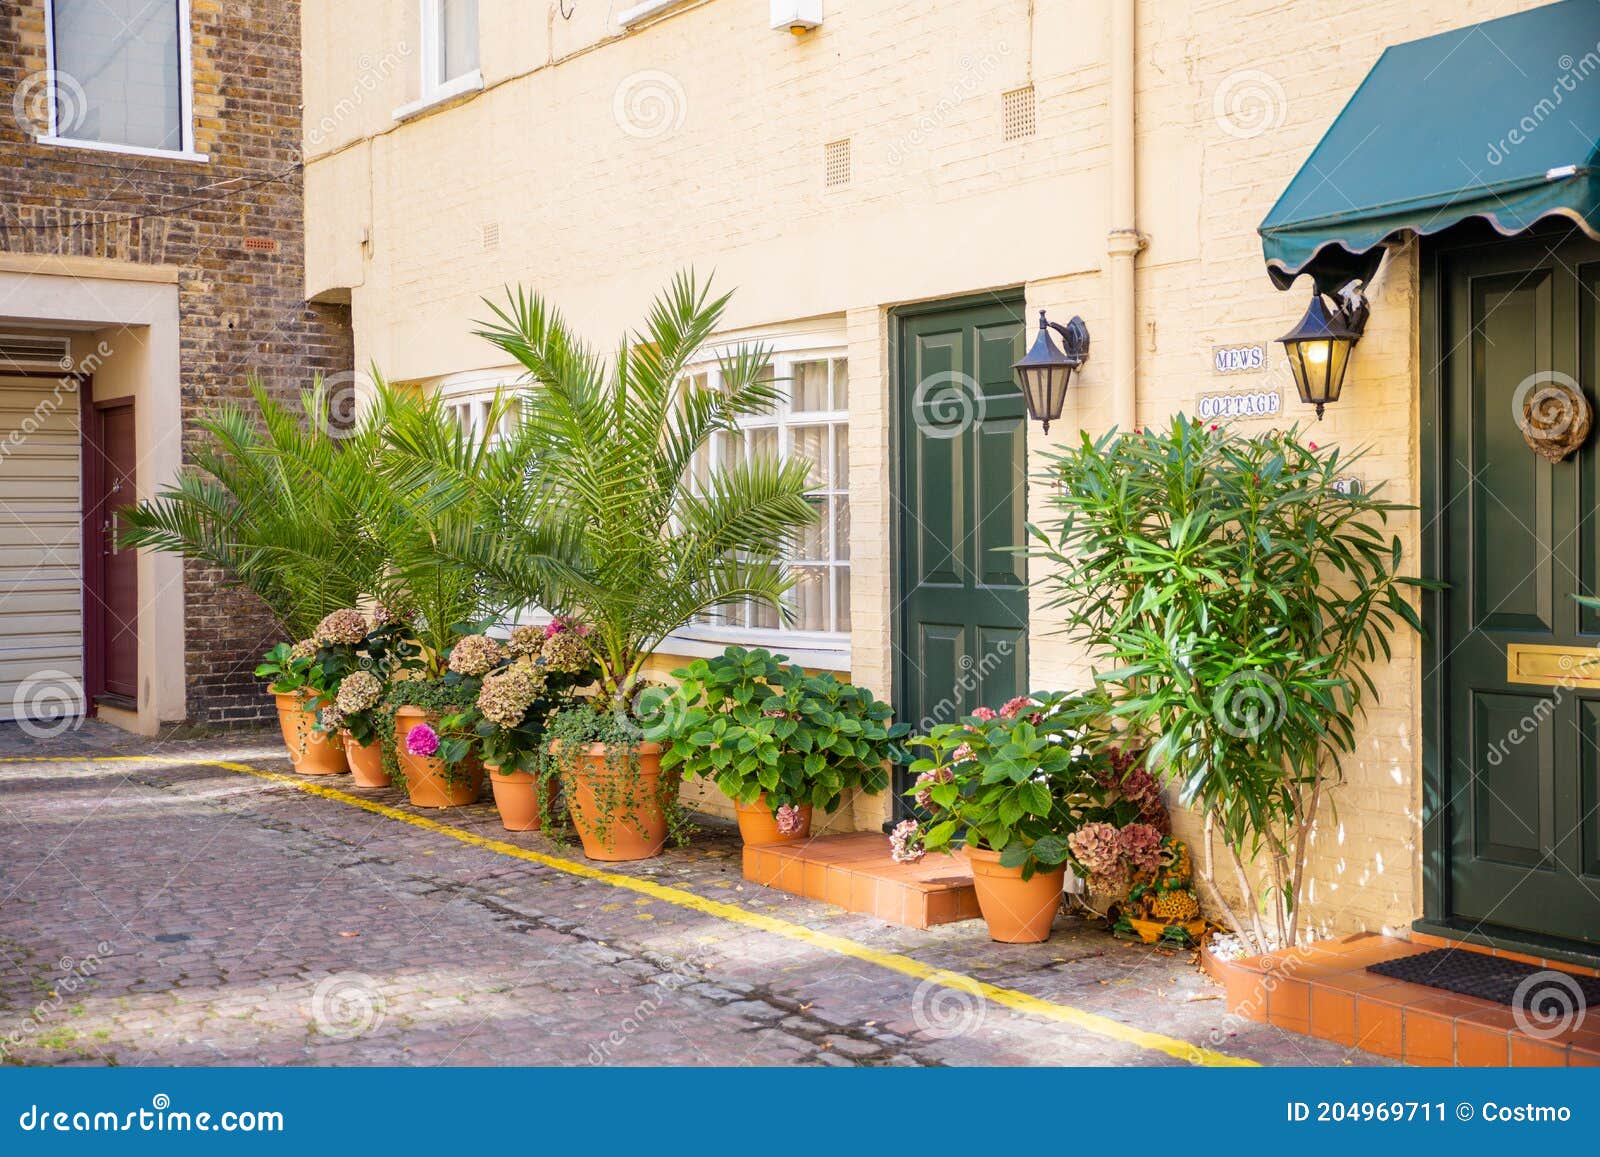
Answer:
xmin=1506 ymin=643 xmax=1600 ymax=688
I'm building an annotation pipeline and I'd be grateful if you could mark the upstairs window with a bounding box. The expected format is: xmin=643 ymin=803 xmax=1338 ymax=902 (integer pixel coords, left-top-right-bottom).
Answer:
xmin=421 ymin=0 xmax=479 ymax=98
xmin=44 ymin=0 xmax=199 ymax=159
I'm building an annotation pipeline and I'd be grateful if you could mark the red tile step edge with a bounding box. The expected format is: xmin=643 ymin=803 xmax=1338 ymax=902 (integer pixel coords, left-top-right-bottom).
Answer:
xmin=742 ymin=832 xmax=981 ymax=929
xmin=1201 ymin=932 xmax=1600 ymax=1067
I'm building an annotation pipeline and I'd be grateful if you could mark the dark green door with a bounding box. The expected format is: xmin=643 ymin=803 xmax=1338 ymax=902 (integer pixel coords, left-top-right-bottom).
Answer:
xmin=894 ymin=298 xmax=1029 ymax=809
xmin=1440 ymin=231 xmax=1600 ymax=948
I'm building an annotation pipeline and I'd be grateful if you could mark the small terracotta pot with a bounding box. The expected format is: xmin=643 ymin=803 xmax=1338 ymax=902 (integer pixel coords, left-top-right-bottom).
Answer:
xmin=394 ymin=706 xmax=482 ymax=808
xmin=342 ymin=731 xmax=389 ymax=788
xmin=274 ymin=691 xmax=348 ymax=776
xmin=965 ymin=846 xmax=1064 ymax=943
xmin=733 ymin=795 xmax=813 ymax=846
xmin=560 ymin=741 xmax=672 ymax=861
xmin=486 ymin=764 xmax=558 ymax=832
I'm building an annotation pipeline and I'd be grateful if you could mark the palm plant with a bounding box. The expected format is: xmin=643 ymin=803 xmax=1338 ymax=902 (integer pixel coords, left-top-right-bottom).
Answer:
xmin=453 ymin=272 xmax=819 ymax=701
xmin=121 ymin=377 xmax=392 ymax=639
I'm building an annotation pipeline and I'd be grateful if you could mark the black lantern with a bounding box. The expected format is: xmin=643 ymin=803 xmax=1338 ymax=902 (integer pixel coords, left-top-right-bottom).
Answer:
xmin=1011 ymin=310 xmax=1090 ymax=433
xmin=1277 ymin=290 xmax=1368 ymax=419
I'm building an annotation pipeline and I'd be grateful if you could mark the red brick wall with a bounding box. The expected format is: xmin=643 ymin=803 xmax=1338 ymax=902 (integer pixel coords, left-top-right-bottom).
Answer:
xmin=0 ymin=0 xmax=353 ymax=725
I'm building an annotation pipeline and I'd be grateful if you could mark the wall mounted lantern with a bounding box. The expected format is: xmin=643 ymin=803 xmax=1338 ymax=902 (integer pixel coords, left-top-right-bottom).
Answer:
xmin=771 ymin=0 xmax=822 ymax=34
xmin=1277 ymin=288 xmax=1368 ymax=419
xmin=1011 ymin=309 xmax=1090 ymax=433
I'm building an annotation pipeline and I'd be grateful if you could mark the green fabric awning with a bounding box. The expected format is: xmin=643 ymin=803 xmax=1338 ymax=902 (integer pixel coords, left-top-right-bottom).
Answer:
xmin=1260 ymin=0 xmax=1600 ymax=291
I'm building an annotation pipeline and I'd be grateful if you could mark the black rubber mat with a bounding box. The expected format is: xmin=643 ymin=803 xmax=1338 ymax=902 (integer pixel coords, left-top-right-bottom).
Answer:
xmin=1367 ymin=947 xmax=1600 ymax=1009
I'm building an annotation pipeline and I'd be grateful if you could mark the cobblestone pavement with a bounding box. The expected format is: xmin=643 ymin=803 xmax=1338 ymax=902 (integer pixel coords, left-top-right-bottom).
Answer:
xmin=0 ymin=722 xmax=1392 ymax=1067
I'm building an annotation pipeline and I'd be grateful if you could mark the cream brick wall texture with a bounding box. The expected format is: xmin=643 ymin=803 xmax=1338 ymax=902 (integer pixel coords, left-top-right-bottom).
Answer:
xmin=303 ymin=0 xmax=1551 ymax=936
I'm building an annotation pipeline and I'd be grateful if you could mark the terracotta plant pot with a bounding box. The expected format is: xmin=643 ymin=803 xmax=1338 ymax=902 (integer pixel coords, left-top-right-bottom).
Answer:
xmin=733 ymin=795 xmax=813 ymax=846
xmin=274 ymin=691 xmax=348 ymax=776
xmin=394 ymin=706 xmax=483 ymax=808
xmin=486 ymin=764 xmax=558 ymax=832
xmin=342 ymin=731 xmax=389 ymax=788
xmin=965 ymin=846 xmax=1065 ymax=943
xmin=561 ymin=741 xmax=672 ymax=861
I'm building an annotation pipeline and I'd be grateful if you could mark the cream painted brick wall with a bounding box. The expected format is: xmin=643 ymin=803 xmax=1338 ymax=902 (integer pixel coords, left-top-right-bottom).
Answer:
xmin=305 ymin=0 xmax=1552 ymax=933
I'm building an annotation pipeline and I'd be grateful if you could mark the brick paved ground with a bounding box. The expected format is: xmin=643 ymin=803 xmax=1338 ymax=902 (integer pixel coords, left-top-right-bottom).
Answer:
xmin=0 ymin=722 xmax=1391 ymax=1067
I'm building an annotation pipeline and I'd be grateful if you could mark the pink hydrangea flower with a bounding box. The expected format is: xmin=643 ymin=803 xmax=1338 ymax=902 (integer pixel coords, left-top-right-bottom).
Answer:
xmin=775 ymin=804 xmax=804 ymax=835
xmin=404 ymin=722 xmax=440 ymax=757
xmin=1117 ymin=822 xmax=1164 ymax=874
xmin=997 ymin=695 xmax=1036 ymax=719
xmin=970 ymin=706 xmax=998 ymax=722
xmin=888 ymin=818 xmax=925 ymax=863
xmin=1068 ymin=821 xmax=1124 ymax=877
xmin=951 ymin=743 xmax=976 ymax=765
xmin=913 ymin=765 xmax=953 ymax=811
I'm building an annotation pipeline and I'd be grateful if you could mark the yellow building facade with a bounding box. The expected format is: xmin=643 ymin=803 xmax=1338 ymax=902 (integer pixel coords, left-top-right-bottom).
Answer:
xmin=301 ymin=0 xmax=1599 ymax=957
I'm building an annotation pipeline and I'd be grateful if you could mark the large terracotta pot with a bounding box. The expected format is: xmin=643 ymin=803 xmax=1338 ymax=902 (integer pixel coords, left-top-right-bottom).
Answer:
xmin=342 ymin=731 xmax=389 ymax=788
xmin=274 ymin=691 xmax=348 ymax=776
xmin=561 ymin=741 xmax=672 ymax=861
xmin=486 ymin=764 xmax=558 ymax=832
xmin=733 ymin=794 xmax=813 ymax=846
xmin=394 ymin=706 xmax=483 ymax=808
xmin=965 ymin=846 xmax=1065 ymax=943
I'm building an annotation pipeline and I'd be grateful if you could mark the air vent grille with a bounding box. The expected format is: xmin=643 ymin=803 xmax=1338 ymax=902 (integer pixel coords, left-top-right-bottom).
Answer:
xmin=824 ymin=138 xmax=851 ymax=188
xmin=480 ymin=220 xmax=501 ymax=251
xmin=243 ymin=236 xmax=279 ymax=253
xmin=0 ymin=334 xmax=72 ymax=372
xmin=1003 ymin=86 xmax=1036 ymax=142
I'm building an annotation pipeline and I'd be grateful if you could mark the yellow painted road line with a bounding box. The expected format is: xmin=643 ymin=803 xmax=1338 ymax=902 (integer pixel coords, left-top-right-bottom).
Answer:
xmin=9 ymin=753 xmax=1255 ymax=1067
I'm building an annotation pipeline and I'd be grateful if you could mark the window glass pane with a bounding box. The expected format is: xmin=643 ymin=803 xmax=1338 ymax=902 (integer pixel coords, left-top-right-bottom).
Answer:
xmin=439 ymin=0 xmax=478 ymax=81
xmin=797 ymin=500 xmax=826 ymax=561
xmin=831 ymin=358 xmax=849 ymax=409
xmin=832 ymin=425 xmax=849 ymax=491
xmin=830 ymin=496 xmax=850 ymax=562
xmin=791 ymin=425 xmax=827 ymax=489
xmin=747 ymin=426 xmax=778 ymax=464
xmin=835 ymin=566 xmax=851 ymax=631
xmin=790 ymin=566 xmax=828 ymax=631
xmin=52 ymin=0 xmax=182 ymax=150
xmin=748 ymin=597 xmax=780 ymax=630
xmin=792 ymin=360 xmax=830 ymax=411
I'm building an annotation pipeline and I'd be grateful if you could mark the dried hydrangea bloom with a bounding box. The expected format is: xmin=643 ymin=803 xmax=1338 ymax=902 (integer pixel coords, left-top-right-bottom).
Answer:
xmin=448 ymin=634 xmax=506 ymax=677
xmin=888 ymin=818 xmax=925 ymax=864
xmin=335 ymin=669 xmax=383 ymax=715
xmin=1117 ymin=822 xmax=1164 ymax=875
xmin=289 ymin=638 xmax=318 ymax=662
xmin=318 ymin=705 xmax=345 ymax=732
xmin=775 ymin=804 xmax=804 ymax=835
xmin=913 ymin=765 xmax=953 ymax=811
xmin=315 ymin=608 xmax=369 ymax=646
xmin=539 ymin=628 xmax=591 ymax=674
xmin=477 ymin=664 xmax=541 ymax=729
xmin=1068 ymin=821 xmax=1123 ymax=878
xmin=370 ymin=600 xmax=411 ymax=628
xmin=506 ymin=624 xmax=544 ymax=658
xmin=404 ymin=722 xmax=440 ymax=757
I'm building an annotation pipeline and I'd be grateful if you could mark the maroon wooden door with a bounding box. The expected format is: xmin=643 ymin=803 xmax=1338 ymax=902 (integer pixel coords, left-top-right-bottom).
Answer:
xmin=85 ymin=399 xmax=138 ymax=705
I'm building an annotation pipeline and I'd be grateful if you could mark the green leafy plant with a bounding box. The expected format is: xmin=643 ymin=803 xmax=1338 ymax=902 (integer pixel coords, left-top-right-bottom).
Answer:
xmin=652 ymin=646 xmax=907 ymax=816
xmin=254 ymin=642 xmax=318 ymax=696
xmin=903 ymin=691 xmax=1111 ymax=879
xmin=542 ymin=699 xmax=695 ymax=850
xmin=1031 ymin=417 xmax=1438 ymax=951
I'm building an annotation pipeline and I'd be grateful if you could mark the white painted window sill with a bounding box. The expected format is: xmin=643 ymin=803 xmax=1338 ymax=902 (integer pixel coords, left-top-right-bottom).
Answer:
xmin=392 ymin=70 xmax=484 ymax=122
xmin=618 ymin=0 xmax=693 ymax=27
xmin=661 ymin=629 xmax=851 ymax=673
xmin=34 ymin=135 xmax=208 ymax=163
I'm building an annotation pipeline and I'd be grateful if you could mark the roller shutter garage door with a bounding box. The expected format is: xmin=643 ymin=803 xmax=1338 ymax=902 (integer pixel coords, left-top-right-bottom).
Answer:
xmin=0 ymin=376 xmax=83 ymax=723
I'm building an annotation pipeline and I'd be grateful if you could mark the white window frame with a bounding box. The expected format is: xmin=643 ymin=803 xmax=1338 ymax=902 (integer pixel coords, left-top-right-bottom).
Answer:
xmin=37 ymin=0 xmax=207 ymax=162
xmin=394 ymin=0 xmax=483 ymax=121
xmin=669 ymin=342 xmax=852 ymax=671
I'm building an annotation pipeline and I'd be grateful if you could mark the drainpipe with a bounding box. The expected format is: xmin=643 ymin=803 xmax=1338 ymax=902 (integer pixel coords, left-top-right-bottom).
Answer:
xmin=1107 ymin=0 xmax=1145 ymax=432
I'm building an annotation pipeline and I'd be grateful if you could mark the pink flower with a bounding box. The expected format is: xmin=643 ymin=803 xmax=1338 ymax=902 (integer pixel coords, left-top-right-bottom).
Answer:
xmin=888 ymin=818 xmax=925 ymax=864
xmin=775 ymin=804 xmax=804 ymax=835
xmin=1069 ymin=821 xmax=1124 ymax=877
xmin=970 ymin=706 xmax=998 ymax=722
xmin=913 ymin=765 xmax=953 ymax=811
xmin=951 ymin=743 xmax=976 ymax=765
xmin=404 ymin=722 xmax=440 ymax=757
xmin=1118 ymin=823 xmax=1164 ymax=874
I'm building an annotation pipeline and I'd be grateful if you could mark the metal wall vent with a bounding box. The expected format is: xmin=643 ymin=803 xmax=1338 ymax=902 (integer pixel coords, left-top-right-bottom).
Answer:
xmin=0 ymin=334 xmax=72 ymax=371
xmin=480 ymin=220 xmax=501 ymax=251
xmin=1003 ymin=86 xmax=1036 ymax=141
xmin=824 ymin=138 xmax=851 ymax=188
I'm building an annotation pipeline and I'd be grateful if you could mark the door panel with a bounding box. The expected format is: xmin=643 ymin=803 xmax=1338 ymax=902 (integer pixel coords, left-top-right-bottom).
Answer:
xmin=1440 ymin=234 xmax=1600 ymax=947
xmin=85 ymin=399 xmax=138 ymax=705
xmin=896 ymin=298 xmax=1028 ymax=811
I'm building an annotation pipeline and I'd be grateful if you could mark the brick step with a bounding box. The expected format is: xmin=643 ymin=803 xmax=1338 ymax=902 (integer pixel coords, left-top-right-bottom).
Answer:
xmin=1202 ymin=932 xmax=1600 ymax=1066
xmin=742 ymin=832 xmax=980 ymax=929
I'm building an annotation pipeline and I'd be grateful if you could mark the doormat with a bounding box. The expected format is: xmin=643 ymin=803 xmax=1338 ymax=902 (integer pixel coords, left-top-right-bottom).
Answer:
xmin=1368 ymin=948 xmax=1600 ymax=1011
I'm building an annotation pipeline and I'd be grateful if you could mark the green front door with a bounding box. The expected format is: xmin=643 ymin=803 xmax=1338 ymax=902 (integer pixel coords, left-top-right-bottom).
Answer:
xmin=894 ymin=297 xmax=1029 ymax=811
xmin=1438 ymin=229 xmax=1600 ymax=949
